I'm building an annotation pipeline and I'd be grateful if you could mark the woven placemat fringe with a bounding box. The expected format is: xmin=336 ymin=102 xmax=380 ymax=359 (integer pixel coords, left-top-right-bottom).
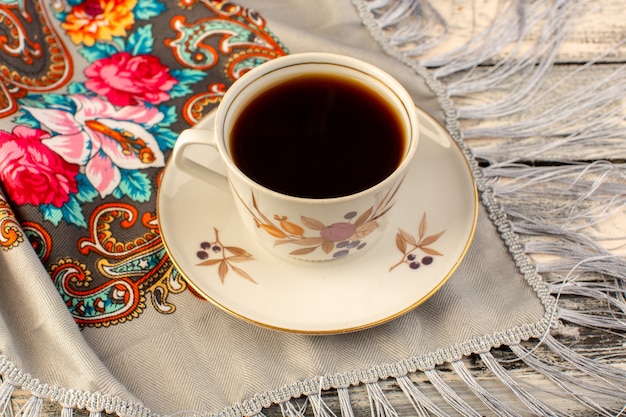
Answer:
xmin=15 ymin=397 xmax=43 ymax=417
xmin=509 ymin=344 xmax=625 ymax=415
xmin=422 ymin=369 xmax=481 ymax=417
xmin=0 ymin=380 xmax=15 ymax=417
xmin=352 ymin=0 xmax=626 ymax=415
xmin=4 ymin=335 xmax=626 ymax=417
xmin=395 ymin=375 xmax=445 ymax=417
xmin=335 ymin=388 xmax=354 ymax=417
xmin=449 ymin=360 xmax=521 ymax=417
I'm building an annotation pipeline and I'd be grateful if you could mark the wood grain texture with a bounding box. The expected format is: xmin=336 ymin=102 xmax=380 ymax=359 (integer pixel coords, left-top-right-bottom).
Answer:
xmin=419 ymin=0 xmax=626 ymax=63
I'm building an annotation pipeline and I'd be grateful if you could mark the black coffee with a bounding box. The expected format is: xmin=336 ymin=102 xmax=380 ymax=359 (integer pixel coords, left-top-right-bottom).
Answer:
xmin=230 ymin=73 xmax=405 ymax=198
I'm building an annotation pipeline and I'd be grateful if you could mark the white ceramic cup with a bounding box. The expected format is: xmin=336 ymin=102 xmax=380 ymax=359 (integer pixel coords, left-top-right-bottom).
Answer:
xmin=172 ymin=52 xmax=419 ymax=261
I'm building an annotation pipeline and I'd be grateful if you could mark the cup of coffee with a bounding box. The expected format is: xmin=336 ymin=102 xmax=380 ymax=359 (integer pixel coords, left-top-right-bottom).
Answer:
xmin=172 ymin=52 xmax=419 ymax=261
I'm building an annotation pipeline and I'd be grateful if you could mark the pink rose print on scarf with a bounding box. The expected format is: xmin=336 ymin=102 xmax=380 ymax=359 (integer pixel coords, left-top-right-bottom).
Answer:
xmin=84 ymin=52 xmax=178 ymax=106
xmin=23 ymin=94 xmax=165 ymax=198
xmin=0 ymin=126 xmax=79 ymax=207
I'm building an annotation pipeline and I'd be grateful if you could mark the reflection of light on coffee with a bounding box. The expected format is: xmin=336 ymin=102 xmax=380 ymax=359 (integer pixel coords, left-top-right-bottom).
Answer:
xmin=418 ymin=111 xmax=450 ymax=149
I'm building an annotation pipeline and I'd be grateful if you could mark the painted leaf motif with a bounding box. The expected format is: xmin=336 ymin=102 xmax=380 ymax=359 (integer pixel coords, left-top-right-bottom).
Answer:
xmin=290 ymin=246 xmax=317 ymax=256
xmin=419 ymin=213 xmax=427 ymax=240
xmin=378 ymin=179 xmax=402 ymax=211
xmin=321 ymin=240 xmax=334 ymax=254
xmin=399 ymin=229 xmax=418 ymax=247
xmin=260 ymin=224 xmax=287 ymax=238
xmin=277 ymin=218 xmax=305 ymax=235
xmin=230 ymin=264 xmax=257 ymax=283
xmin=249 ymin=192 xmax=275 ymax=225
xmin=218 ymin=261 xmax=228 ymax=283
xmin=225 ymin=246 xmax=253 ymax=257
xmin=372 ymin=205 xmax=394 ymax=221
xmin=300 ymin=216 xmax=326 ymax=230
xmin=225 ymin=255 xmax=254 ymax=262
xmin=273 ymin=239 xmax=296 ymax=246
xmin=421 ymin=246 xmax=443 ymax=256
xmin=251 ymin=192 xmax=260 ymax=210
xmin=420 ymin=231 xmax=445 ymax=247
xmin=290 ymin=237 xmax=324 ymax=246
xmin=197 ymin=259 xmax=221 ymax=266
xmin=390 ymin=213 xmax=446 ymax=271
xmin=355 ymin=221 xmax=378 ymax=239
xmin=355 ymin=207 xmax=373 ymax=227
xmin=396 ymin=232 xmax=407 ymax=253
xmin=195 ymin=228 xmax=255 ymax=284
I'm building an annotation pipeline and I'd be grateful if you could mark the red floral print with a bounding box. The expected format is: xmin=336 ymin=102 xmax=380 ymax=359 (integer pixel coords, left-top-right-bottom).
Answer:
xmin=0 ymin=126 xmax=79 ymax=207
xmin=84 ymin=52 xmax=178 ymax=106
xmin=62 ymin=0 xmax=137 ymax=47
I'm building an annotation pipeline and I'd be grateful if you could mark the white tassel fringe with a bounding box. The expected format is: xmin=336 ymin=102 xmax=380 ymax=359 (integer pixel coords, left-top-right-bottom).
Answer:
xmin=0 ymin=381 xmax=15 ymax=417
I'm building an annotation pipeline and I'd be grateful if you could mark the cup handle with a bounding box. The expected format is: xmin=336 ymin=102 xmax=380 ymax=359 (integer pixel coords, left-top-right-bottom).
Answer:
xmin=172 ymin=124 xmax=230 ymax=193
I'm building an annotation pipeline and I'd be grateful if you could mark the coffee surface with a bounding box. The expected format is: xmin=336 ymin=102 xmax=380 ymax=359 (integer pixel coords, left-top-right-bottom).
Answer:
xmin=230 ymin=73 xmax=405 ymax=198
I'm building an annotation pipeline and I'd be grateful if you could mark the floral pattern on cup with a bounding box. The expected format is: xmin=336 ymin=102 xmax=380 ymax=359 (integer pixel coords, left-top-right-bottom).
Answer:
xmin=194 ymin=211 xmax=444 ymax=285
xmin=195 ymin=228 xmax=256 ymax=284
xmin=235 ymin=181 xmax=402 ymax=260
xmin=389 ymin=213 xmax=445 ymax=271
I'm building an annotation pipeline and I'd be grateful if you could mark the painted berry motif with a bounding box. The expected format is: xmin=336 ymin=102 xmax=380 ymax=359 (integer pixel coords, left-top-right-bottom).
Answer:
xmin=390 ymin=213 xmax=445 ymax=272
xmin=236 ymin=181 xmax=402 ymax=259
xmin=196 ymin=228 xmax=255 ymax=284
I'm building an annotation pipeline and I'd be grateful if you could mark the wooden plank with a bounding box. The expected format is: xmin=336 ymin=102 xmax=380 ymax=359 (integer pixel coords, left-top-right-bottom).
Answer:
xmin=419 ymin=0 xmax=626 ymax=63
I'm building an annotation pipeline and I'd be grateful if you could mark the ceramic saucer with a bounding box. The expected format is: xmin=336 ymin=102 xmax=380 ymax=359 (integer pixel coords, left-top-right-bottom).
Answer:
xmin=158 ymin=107 xmax=478 ymax=334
